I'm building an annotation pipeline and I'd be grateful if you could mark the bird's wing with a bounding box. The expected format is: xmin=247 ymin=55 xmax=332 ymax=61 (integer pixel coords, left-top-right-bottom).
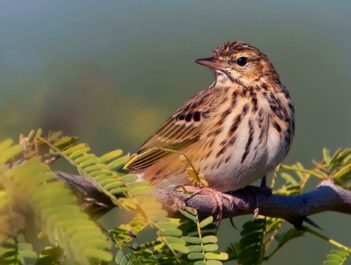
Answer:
xmin=126 ymin=88 xmax=216 ymax=171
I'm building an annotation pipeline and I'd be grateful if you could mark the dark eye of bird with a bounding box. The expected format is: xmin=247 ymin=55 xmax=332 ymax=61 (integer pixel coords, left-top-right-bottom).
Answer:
xmin=236 ymin=57 xmax=248 ymax=66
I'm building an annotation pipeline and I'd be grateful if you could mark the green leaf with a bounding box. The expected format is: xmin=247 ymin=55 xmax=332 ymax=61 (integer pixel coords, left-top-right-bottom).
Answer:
xmin=237 ymin=219 xmax=266 ymax=265
xmin=205 ymin=260 xmax=223 ymax=265
xmin=204 ymin=252 xmax=228 ymax=260
xmin=0 ymin=139 xmax=22 ymax=163
xmin=179 ymin=208 xmax=198 ymax=222
xmin=199 ymin=216 xmax=214 ymax=229
xmin=6 ymin=158 xmax=112 ymax=265
xmin=159 ymin=229 xmax=182 ymax=237
xmin=323 ymin=148 xmax=331 ymax=164
xmin=121 ymin=174 xmax=138 ymax=183
xmin=115 ymin=249 xmax=131 ymax=265
xmin=188 ymin=252 xmax=205 ymax=260
xmin=226 ymin=243 xmax=240 ymax=260
xmin=36 ymin=247 xmax=63 ymax=265
xmin=99 ymin=149 xmax=124 ymax=163
xmin=188 ymin=245 xmax=203 ymax=253
xmin=280 ymin=172 xmax=298 ymax=185
xmin=323 ymin=249 xmax=349 ymax=265
xmin=334 ymin=164 xmax=351 ymax=184
xmin=107 ymin=156 xmax=130 ymax=170
xmin=202 ymin=236 xmax=218 ymax=244
xmin=0 ymin=236 xmax=37 ymax=265
xmin=194 ymin=261 xmax=207 ymax=265
xmin=168 ymin=243 xmax=188 ymax=254
xmin=182 ymin=236 xmax=202 ymax=244
xmin=203 ymin=244 xmax=218 ymax=252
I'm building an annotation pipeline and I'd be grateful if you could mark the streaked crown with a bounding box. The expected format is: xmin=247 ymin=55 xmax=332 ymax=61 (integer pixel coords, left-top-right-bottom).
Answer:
xmin=212 ymin=41 xmax=263 ymax=62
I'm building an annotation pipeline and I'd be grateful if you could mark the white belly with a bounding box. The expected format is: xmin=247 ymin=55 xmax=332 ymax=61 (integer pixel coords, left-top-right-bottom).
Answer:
xmin=203 ymin=118 xmax=286 ymax=192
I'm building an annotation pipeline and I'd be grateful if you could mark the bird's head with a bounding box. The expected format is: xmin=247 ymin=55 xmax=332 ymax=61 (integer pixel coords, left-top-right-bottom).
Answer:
xmin=196 ymin=41 xmax=280 ymax=86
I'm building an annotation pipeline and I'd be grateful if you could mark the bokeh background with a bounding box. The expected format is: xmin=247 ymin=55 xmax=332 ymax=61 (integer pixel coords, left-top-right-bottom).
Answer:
xmin=1 ymin=1 xmax=350 ymax=264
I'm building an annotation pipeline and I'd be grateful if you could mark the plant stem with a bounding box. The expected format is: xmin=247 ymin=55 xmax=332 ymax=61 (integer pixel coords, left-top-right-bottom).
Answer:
xmin=305 ymin=227 xmax=351 ymax=253
xmin=280 ymin=164 xmax=325 ymax=180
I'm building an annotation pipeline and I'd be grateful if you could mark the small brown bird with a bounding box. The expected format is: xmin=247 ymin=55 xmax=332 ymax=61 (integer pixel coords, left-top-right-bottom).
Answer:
xmin=126 ymin=41 xmax=295 ymax=194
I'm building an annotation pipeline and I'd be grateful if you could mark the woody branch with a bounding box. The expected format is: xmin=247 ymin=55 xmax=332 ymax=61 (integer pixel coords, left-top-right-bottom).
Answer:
xmin=57 ymin=172 xmax=351 ymax=226
xmin=157 ymin=180 xmax=351 ymax=225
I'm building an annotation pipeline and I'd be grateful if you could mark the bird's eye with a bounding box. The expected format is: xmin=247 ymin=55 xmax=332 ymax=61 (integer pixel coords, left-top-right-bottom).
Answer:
xmin=236 ymin=57 xmax=248 ymax=66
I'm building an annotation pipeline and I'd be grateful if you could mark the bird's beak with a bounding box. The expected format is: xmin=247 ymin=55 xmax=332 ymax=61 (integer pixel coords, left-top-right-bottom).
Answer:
xmin=195 ymin=57 xmax=224 ymax=70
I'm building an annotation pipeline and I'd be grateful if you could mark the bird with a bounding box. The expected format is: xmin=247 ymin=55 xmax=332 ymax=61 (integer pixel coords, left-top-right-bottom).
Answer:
xmin=126 ymin=41 xmax=295 ymax=196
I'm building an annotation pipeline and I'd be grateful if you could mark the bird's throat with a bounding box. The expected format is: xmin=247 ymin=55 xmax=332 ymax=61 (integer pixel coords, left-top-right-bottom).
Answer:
xmin=214 ymin=70 xmax=236 ymax=87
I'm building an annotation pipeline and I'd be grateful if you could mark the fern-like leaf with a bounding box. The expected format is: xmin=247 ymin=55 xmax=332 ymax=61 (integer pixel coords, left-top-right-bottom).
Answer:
xmin=0 ymin=235 xmax=37 ymax=265
xmin=234 ymin=218 xmax=266 ymax=265
xmin=323 ymin=249 xmax=349 ymax=265
xmin=0 ymin=138 xmax=112 ymax=265
xmin=42 ymin=140 xmax=188 ymax=261
xmin=35 ymin=247 xmax=63 ymax=265
xmin=180 ymin=208 xmax=228 ymax=265
xmin=11 ymin=158 xmax=111 ymax=264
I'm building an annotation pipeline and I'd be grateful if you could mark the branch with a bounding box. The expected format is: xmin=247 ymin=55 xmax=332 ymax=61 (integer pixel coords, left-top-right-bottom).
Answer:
xmin=57 ymin=172 xmax=351 ymax=225
xmin=158 ymin=181 xmax=351 ymax=225
xmin=56 ymin=171 xmax=115 ymax=217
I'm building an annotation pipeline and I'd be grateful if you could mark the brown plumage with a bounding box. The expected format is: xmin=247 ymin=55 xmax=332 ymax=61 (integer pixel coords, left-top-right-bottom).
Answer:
xmin=126 ymin=41 xmax=295 ymax=192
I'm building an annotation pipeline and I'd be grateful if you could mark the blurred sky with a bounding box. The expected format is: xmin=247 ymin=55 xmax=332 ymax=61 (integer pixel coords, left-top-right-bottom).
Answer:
xmin=0 ymin=1 xmax=351 ymax=264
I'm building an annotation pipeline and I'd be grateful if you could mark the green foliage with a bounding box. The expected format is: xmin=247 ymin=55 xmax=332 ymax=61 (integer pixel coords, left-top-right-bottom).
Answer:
xmin=227 ymin=219 xmax=265 ymax=265
xmin=0 ymin=130 xmax=351 ymax=265
xmin=320 ymin=148 xmax=351 ymax=188
xmin=45 ymin=138 xmax=189 ymax=263
xmin=35 ymin=247 xmax=63 ymax=265
xmin=323 ymin=249 xmax=349 ymax=265
xmin=179 ymin=209 xmax=228 ymax=265
xmin=0 ymin=132 xmax=112 ymax=265
xmin=11 ymin=159 xmax=111 ymax=264
xmin=0 ymin=236 xmax=36 ymax=265
xmin=225 ymin=147 xmax=351 ymax=264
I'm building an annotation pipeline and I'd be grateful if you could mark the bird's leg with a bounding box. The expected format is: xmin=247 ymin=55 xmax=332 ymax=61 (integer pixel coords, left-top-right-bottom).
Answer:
xmin=241 ymin=176 xmax=272 ymax=219
xmin=251 ymin=176 xmax=272 ymax=219
xmin=261 ymin=175 xmax=267 ymax=187
xmin=259 ymin=175 xmax=272 ymax=196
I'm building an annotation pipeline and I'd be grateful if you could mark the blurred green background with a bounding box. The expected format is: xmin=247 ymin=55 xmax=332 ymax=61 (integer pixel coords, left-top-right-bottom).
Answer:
xmin=0 ymin=1 xmax=350 ymax=264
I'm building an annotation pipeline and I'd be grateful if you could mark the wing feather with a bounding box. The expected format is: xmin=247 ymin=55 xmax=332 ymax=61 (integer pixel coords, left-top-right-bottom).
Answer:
xmin=126 ymin=88 xmax=217 ymax=172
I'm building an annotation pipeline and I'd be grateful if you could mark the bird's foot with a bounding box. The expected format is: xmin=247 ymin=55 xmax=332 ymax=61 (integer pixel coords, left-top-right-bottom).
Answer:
xmin=183 ymin=186 xmax=232 ymax=223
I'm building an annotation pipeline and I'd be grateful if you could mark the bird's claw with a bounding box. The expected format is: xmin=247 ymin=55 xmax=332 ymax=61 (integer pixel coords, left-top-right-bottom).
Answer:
xmin=183 ymin=186 xmax=232 ymax=223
